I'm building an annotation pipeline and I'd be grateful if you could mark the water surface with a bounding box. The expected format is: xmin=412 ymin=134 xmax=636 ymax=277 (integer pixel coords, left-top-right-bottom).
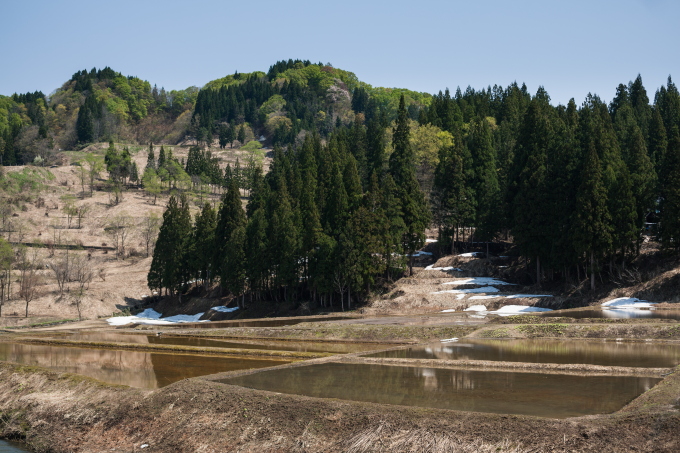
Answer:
xmin=540 ymin=308 xmax=680 ymax=320
xmin=0 ymin=342 xmax=289 ymax=389
xmin=62 ymin=332 xmax=382 ymax=354
xmin=222 ymin=362 xmax=659 ymax=418
xmin=368 ymin=339 xmax=680 ymax=368
xmin=0 ymin=440 xmax=29 ymax=452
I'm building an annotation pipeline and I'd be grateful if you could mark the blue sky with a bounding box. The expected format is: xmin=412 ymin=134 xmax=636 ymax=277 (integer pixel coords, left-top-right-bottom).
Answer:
xmin=2 ymin=0 xmax=679 ymax=105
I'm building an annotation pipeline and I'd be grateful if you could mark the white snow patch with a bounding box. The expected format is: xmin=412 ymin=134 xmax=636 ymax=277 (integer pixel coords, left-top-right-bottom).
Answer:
xmin=470 ymin=295 xmax=501 ymax=300
xmin=440 ymin=338 xmax=459 ymax=343
xmin=459 ymin=252 xmax=482 ymax=257
xmin=441 ymin=309 xmax=457 ymax=313
xmin=424 ymin=265 xmax=464 ymax=272
xmin=106 ymin=308 xmax=207 ymax=326
xmin=504 ymin=294 xmax=553 ymax=299
xmin=443 ymin=277 xmax=516 ymax=286
xmin=464 ymin=305 xmax=488 ymax=312
xmin=489 ymin=305 xmax=553 ymax=316
xmin=601 ymin=297 xmax=657 ymax=309
xmin=409 ymin=251 xmax=433 ymax=257
xmin=426 ymin=239 xmax=438 ymax=243
xmin=434 ymin=286 xmax=500 ymax=295
xmin=211 ymin=306 xmax=240 ymax=313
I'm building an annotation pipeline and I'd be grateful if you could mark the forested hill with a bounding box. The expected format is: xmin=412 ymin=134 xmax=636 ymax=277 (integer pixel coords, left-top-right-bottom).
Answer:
xmin=0 ymin=60 xmax=430 ymax=166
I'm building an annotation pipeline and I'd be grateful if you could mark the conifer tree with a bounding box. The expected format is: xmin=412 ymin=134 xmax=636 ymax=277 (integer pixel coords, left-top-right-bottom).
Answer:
xmin=467 ymin=117 xmax=499 ymax=247
xmin=660 ymin=127 xmax=680 ymax=252
xmin=571 ymin=146 xmax=612 ymax=290
xmin=625 ymin=124 xmax=657 ymax=249
xmin=648 ymin=107 xmax=668 ymax=171
xmin=146 ymin=143 xmax=156 ymax=170
xmin=237 ymin=125 xmax=246 ymax=145
xmin=214 ymin=180 xmax=246 ymax=284
xmin=191 ymin=203 xmax=217 ymax=284
xmin=389 ymin=95 xmax=430 ymax=275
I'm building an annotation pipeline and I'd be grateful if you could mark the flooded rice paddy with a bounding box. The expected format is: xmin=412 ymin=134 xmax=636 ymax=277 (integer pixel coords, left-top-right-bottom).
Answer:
xmin=368 ymin=339 xmax=680 ymax=368
xmin=540 ymin=308 xmax=680 ymax=320
xmin=0 ymin=342 xmax=290 ymax=389
xmin=60 ymin=332 xmax=385 ymax=354
xmin=221 ymin=362 xmax=660 ymax=418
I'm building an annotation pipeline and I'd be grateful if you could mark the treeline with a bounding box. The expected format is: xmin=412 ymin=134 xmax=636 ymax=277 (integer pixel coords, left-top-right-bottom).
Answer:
xmin=426 ymin=76 xmax=680 ymax=288
xmin=149 ymin=96 xmax=429 ymax=309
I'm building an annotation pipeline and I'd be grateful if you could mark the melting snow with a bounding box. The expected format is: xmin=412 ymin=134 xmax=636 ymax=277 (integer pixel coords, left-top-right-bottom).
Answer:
xmin=601 ymin=297 xmax=657 ymax=309
xmin=434 ymin=286 xmax=500 ymax=294
xmin=504 ymin=294 xmax=553 ymax=299
xmin=106 ymin=308 xmax=208 ymax=326
xmin=410 ymin=251 xmax=433 ymax=257
xmin=211 ymin=306 xmax=240 ymax=313
xmin=459 ymin=252 xmax=482 ymax=257
xmin=489 ymin=305 xmax=553 ymax=316
xmin=464 ymin=305 xmax=488 ymax=312
xmin=440 ymin=338 xmax=459 ymax=343
xmin=469 ymin=295 xmax=501 ymax=300
xmin=443 ymin=278 xmax=516 ymax=286
xmin=426 ymin=239 xmax=438 ymax=243
xmin=424 ymin=264 xmax=464 ymax=272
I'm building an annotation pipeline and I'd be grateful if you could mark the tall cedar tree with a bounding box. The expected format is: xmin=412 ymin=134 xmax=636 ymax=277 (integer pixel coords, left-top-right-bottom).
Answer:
xmin=660 ymin=127 xmax=680 ymax=252
xmin=467 ymin=117 xmax=500 ymax=247
xmin=389 ymin=95 xmax=430 ymax=275
xmin=214 ymin=180 xmax=246 ymax=289
xmin=148 ymin=195 xmax=192 ymax=297
xmin=571 ymin=146 xmax=613 ymax=290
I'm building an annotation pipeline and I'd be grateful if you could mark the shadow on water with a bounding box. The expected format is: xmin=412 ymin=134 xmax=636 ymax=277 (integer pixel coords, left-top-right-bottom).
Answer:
xmin=0 ymin=342 xmax=289 ymax=389
xmin=540 ymin=308 xmax=680 ymax=320
xmin=367 ymin=339 xmax=680 ymax=368
xmin=221 ymin=362 xmax=660 ymax=418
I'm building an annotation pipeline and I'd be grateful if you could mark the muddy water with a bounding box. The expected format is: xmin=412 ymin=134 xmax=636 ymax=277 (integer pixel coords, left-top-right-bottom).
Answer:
xmin=175 ymin=316 xmax=350 ymax=329
xmin=0 ymin=342 xmax=289 ymax=389
xmin=368 ymin=339 xmax=680 ymax=368
xmin=222 ymin=362 xmax=659 ymax=418
xmin=0 ymin=440 xmax=29 ymax=452
xmin=540 ymin=308 xmax=680 ymax=320
xmin=61 ymin=332 xmax=383 ymax=354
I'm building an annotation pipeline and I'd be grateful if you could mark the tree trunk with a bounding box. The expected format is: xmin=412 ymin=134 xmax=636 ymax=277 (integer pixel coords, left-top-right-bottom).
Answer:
xmin=590 ymin=251 xmax=596 ymax=291
xmin=536 ymin=256 xmax=541 ymax=286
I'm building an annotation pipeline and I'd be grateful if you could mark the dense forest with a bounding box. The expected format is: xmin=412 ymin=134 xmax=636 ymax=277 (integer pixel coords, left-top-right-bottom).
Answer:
xmin=2 ymin=60 xmax=680 ymax=306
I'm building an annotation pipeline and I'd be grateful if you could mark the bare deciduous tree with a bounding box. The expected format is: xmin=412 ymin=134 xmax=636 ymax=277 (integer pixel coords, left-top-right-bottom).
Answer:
xmin=141 ymin=213 xmax=161 ymax=257
xmin=51 ymin=250 xmax=71 ymax=295
xmin=105 ymin=213 xmax=133 ymax=259
xmin=70 ymin=254 xmax=94 ymax=320
xmin=17 ymin=246 xmax=42 ymax=317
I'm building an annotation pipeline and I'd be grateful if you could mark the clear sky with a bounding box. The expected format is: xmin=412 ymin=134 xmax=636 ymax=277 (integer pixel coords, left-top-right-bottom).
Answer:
xmin=2 ymin=0 xmax=679 ymax=106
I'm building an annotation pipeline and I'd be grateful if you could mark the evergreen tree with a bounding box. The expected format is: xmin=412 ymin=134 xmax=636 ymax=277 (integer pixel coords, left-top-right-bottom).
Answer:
xmin=571 ymin=146 xmax=612 ymax=290
xmin=158 ymin=146 xmax=166 ymax=169
xmin=146 ymin=143 xmax=156 ymax=170
xmin=389 ymin=95 xmax=430 ymax=275
xmin=625 ymin=124 xmax=657 ymax=249
xmin=648 ymin=107 xmax=668 ymax=171
xmin=660 ymin=127 xmax=680 ymax=252
xmin=237 ymin=125 xmax=246 ymax=145
xmin=214 ymin=179 xmax=246 ymax=283
xmin=191 ymin=203 xmax=217 ymax=284
xmin=467 ymin=117 xmax=499 ymax=246
xmin=148 ymin=195 xmax=192 ymax=296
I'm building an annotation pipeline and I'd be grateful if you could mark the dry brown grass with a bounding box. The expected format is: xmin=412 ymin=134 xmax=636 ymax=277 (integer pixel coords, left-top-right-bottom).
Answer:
xmin=344 ymin=422 xmax=528 ymax=453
